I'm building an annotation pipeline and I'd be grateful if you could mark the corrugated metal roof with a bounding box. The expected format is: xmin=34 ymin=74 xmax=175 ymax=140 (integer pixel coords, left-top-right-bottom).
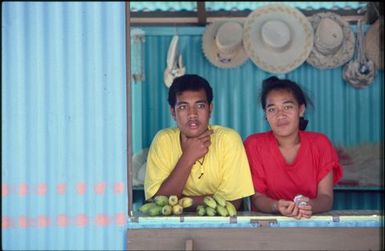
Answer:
xmin=130 ymin=1 xmax=366 ymax=11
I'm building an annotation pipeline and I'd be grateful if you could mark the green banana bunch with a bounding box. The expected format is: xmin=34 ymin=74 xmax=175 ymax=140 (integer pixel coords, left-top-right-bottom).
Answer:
xmin=179 ymin=197 xmax=193 ymax=208
xmin=225 ymin=201 xmax=237 ymax=217
xmin=213 ymin=193 xmax=226 ymax=207
xmin=138 ymin=202 xmax=156 ymax=214
xmin=161 ymin=205 xmax=172 ymax=216
xmin=168 ymin=195 xmax=179 ymax=206
xmin=172 ymin=204 xmax=183 ymax=215
xmin=203 ymin=196 xmax=217 ymax=209
xmin=194 ymin=194 xmax=238 ymax=217
xmin=206 ymin=207 xmax=216 ymax=216
xmin=148 ymin=205 xmax=163 ymax=216
xmin=154 ymin=195 xmax=169 ymax=207
xmin=196 ymin=205 xmax=206 ymax=216
xmin=216 ymin=205 xmax=229 ymax=217
xmin=137 ymin=195 xmax=196 ymax=216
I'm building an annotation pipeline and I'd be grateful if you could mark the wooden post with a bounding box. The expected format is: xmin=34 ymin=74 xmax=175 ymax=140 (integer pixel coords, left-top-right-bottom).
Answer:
xmin=197 ymin=2 xmax=206 ymax=25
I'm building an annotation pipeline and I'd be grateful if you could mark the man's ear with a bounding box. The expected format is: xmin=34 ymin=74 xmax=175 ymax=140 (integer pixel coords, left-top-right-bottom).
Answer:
xmin=209 ymin=103 xmax=213 ymax=117
xmin=170 ymin=106 xmax=176 ymax=119
xmin=299 ymin=104 xmax=305 ymax=117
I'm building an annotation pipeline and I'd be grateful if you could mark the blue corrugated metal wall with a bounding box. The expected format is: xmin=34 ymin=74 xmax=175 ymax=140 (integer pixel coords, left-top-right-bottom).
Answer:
xmin=131 ymin=25 xmax=384 ymax=212
xmin=2 ymin=2 xmax=127 ymax=250
xmin=132 ymin=26 xmax=384 ymax=154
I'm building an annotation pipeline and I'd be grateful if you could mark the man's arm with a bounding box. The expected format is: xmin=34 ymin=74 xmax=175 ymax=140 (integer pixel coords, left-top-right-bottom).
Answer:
xmin=155 ymin=153 xmax=195 ymax=197
xmin=155 ymin=129 xmax=213 ymax=198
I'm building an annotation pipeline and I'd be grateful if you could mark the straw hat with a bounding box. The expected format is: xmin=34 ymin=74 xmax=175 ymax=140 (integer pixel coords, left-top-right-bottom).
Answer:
xmin=202 ymin=20 xmax=248 ymax=68
xmin=243 ymin=4 xmax=314 ymax=74
xmin=307 ymin=12 xmax=355 ymax=69
xmin=365 ymin=18 xmax=384 ymax=70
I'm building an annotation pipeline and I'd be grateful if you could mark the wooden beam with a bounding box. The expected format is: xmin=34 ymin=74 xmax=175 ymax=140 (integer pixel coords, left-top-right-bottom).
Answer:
xmin=130 ymin=9 xmax=367 ymax=26
xmin=197 ymin=2 xmax=206 ymax=25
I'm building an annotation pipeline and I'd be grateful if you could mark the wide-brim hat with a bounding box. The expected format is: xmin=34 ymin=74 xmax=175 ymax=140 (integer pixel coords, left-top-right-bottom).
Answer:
xmin=307 ymin=12 xmax=355 ymax=69
xmin=365 ymin=18 xmax=384 ymax=70
xmin=202 ymin=20 xmax=248 ymax=68
xmin=243 ymin=4 xmax=314 ymax=74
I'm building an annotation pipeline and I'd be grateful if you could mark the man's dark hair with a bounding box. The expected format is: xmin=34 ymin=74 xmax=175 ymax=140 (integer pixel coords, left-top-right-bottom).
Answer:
xmin=168 ymin=74 xmax=213 ymax=107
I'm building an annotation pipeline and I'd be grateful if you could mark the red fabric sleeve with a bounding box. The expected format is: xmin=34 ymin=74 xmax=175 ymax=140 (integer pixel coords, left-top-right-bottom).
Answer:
xmin=315 ymin=134 xmax=343 ymax=185
xmin=244 ymin=135 xmax=267 ymax=194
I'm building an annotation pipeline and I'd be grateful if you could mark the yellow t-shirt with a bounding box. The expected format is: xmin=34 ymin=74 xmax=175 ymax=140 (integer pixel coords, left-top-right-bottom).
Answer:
xmin=144 ymin=125 xmax=255 ymax=201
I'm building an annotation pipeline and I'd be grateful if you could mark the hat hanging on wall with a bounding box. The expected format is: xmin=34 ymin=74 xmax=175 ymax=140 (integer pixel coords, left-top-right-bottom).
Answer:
xmin=365 ymin=18 xmax=383 ymax=70
xmin=306 ymin=12 xmax=355 ymax=69
xmin=202 ymin=20 xmax=248 ymax=68
xmin=343 ymin=20 xmax=376 ymax=89
xmin=243 ymin=4 xmax=314 ymax=74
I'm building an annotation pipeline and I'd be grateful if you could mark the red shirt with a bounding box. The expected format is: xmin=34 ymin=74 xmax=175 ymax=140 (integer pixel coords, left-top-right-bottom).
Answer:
xmin=244 ymin=131 xmax=343 ymax=202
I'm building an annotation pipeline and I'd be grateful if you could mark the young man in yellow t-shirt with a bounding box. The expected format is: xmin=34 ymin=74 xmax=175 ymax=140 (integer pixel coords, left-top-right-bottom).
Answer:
xmin=144 ymin=74 xmax=254 ymax=210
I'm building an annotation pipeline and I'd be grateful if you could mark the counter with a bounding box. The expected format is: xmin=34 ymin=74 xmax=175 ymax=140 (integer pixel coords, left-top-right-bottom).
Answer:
xmin=126 ymin=210 xmax=383 ymax=250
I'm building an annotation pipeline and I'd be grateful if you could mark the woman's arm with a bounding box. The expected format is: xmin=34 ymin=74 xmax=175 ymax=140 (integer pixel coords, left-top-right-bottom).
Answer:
xmin=308 ymin=170 xmax=334 ymax=213
xmin=297 ymin=170 xmax=334 ymax=218
xmin=252 ymin=192 xmax=299 ymax=217
xmin=251 ymin=192 xmax=277 ymax=213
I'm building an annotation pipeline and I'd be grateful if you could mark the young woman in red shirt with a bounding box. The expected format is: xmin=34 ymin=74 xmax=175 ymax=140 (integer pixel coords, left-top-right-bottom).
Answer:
xmin=244 ymin=76 xmax=343 ymax=219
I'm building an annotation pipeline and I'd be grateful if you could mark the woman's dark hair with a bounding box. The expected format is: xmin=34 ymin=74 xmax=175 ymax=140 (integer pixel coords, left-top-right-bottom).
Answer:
xmin=260 ymin=76 xmax=313 ymax=130
xmin=168 ymin=74 xmax=213 ymax=107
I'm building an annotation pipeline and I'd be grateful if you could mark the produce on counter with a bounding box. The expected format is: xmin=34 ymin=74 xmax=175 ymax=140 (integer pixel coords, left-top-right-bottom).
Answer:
xmin=196 ymin=194 xmax=238 ymax=216
xmin=178 ymin=197 xmax=193 ymax=208
xmin=168 ymin=195 xmax=179 ymax=206
xmin=196 ymin=205 xmax=206 ymax=216
xmin=138 ymin=195 xmax=192 ymax=216
xmin=137 ymin=194 xmax=238 ymax=217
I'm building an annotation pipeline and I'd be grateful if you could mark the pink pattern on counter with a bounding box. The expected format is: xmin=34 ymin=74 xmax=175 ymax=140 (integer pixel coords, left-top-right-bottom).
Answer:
xmin=95 ymin=214 xmax=109 ymax=226
xmin=19 ymin=216 xmax=29 ymax=228
xmin=2 ymin=217 xmax=11 ymax=228
xmin=18 ymin=184 xmax=28 ymax=196
xmin=2 ymin=212 xmax=128 ymax=228
xmin=94 ymin=182 xmax=106 ymax=195
xmin=57 ymin=214 xmax=69 ymax=227
xmin=76 ymin=182 xmax=86 ymax=195
xmin=37 ymin=215 xmax=50 ymax=227
xmin=114 ymin=213 xmax=125 ymax=226
xmin=57 ymin=183 xmax=66 ymax=194
xmin=37 ymin=183 xmax=47 ymax=195
xmin=3 ymin=182 xmax=129 ymax=196
xmin=75 ymin=214 xmax=88 ymax=226
xmin=2 ymin=184 xmax=9 ymax=196
xmin=113 ymin=182 xmax=124 ymax=194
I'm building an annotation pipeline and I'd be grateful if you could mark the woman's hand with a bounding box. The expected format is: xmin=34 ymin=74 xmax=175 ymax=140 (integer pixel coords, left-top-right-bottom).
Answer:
xmin=277 ymin=199 xmax=299 ymax=217
xmin=277 ymin=199 xmax=313 ymax=219
xmin=297 ymin=196 xmax=312 ymax=219
xmin=298 ymin=203 xmax=313 ymax=218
